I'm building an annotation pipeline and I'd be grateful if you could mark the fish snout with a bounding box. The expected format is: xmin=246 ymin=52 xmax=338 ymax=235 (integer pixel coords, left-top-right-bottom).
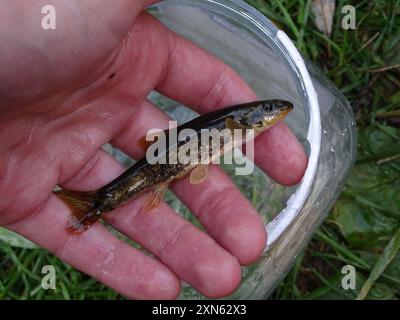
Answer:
xmin=274 ymin=99 xmax=294 ymax=113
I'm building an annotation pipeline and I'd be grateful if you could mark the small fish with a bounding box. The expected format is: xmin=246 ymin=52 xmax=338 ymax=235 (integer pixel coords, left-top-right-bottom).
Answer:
xmin=55 ymin=100 xmax=293 ymax=233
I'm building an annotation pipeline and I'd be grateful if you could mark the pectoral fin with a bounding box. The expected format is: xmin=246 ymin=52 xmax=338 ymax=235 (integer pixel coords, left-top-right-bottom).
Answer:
xmin=225 ymin=118 xmax=250 ymax=131
xmin=189 ymin=165 xmax=209 ymax=185
xmin=142 ymin=183 xmax=168 ymax=212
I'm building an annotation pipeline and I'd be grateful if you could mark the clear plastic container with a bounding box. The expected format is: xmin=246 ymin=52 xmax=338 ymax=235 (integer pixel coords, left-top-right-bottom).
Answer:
xmin=146 ymin=0 xmax=357 ymax=299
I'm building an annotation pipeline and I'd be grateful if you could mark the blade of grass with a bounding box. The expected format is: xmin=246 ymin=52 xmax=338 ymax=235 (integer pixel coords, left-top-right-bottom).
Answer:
xmin=310 ymin=268 xmax=356 ymax=299
xmin=356 ymin=141 xmax=400 ymax=163
xmin=296 ymin=0 xmax=311 ymax=55
xmin=357 ymin=227 xmax=400 ymax=300
xmin=303 ymin=285 xmax=333 ymax=300
xmin=311 ymin=251 xmax=400 ymax=286
xmin=315 ymin=231 xmax=370 ymax=269
xmin=376 ymin=110 xmax=400 ymax=118
xmin=274 ymin=0 xmax=300 ymax=38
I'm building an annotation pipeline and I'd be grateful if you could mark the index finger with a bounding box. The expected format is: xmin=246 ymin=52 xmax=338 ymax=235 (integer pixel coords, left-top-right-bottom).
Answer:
xmin=148 ymin=14 xmax=308 ymax=185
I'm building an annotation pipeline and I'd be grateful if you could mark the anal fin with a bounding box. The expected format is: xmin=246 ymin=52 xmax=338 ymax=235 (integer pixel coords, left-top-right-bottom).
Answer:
xmin=189 ymin=165 xmax=209 ymax=185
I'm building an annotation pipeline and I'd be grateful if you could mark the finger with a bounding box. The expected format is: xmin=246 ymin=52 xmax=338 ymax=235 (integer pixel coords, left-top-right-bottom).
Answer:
xmin=125 ymin=13 xmax=307 ymax=185
xmin=107 ymin=194 xmax=242 ymax=298
xmin=111 ymin=100 xmax=267 ymax=265
xmin=251 ymin=122 xmax=308 ymax=185
xmin=60 ymin=149 xmax=242 ymax=298
xmin=5 ymin=195 xmax=180 ymax=300
xmin=170 ymin=165 xmax=267 ymax=265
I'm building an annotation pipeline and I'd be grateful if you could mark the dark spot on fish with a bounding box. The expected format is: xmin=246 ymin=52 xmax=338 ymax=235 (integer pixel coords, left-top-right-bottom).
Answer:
xmin=108 ymin=72 xmax=116 ymax=80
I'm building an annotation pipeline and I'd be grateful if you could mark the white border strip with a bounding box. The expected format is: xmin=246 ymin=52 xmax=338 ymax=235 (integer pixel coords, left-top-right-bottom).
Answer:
xmin=265 ymin=31 xmax=322 ymax=248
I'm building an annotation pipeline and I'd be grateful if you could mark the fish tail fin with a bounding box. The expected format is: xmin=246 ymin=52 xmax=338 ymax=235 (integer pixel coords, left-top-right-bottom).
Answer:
xmin=54 ymin=189 xmax=102 ymax=234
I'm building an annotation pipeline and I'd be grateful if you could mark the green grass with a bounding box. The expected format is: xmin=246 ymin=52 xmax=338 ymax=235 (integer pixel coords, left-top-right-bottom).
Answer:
xmin=245 ymin=0 xmax=400 ymax=300
xmin=1 ymin=1 xmax=400 ymax=300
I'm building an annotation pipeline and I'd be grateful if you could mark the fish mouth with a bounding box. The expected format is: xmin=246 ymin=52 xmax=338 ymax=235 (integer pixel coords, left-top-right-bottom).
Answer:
xmin=276 ymin=101 xmax=294 ymax=119
xmin=280 ymin=101 xmax=294 ymax=112
xmin=280 ymin=105 xmax=293 ymax=117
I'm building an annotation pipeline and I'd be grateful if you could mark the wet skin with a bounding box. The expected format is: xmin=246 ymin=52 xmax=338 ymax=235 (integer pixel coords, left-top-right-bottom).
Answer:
xmin=0 ymin=1 xmax=307 ymax=299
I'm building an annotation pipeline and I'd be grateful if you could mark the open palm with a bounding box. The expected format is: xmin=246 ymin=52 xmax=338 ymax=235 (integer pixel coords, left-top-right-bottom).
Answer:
xmin=0 ymin=0 xmax=307 ymax=299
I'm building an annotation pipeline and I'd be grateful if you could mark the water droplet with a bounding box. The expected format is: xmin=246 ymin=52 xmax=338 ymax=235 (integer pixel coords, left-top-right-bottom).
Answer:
xmin=323 ymin=129 xmax=328 ymax=136
xmin=330 ymin=145 xmax=335 ymax=153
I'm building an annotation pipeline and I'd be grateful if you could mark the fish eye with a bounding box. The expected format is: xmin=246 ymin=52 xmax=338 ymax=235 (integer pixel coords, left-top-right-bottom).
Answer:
xmin=262 ymin=103 xmax=272 ymax=112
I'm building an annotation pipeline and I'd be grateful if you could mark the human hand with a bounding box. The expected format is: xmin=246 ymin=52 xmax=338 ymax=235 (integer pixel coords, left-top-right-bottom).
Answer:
xmin=0 ymin=0 xmax=307 ymax=299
